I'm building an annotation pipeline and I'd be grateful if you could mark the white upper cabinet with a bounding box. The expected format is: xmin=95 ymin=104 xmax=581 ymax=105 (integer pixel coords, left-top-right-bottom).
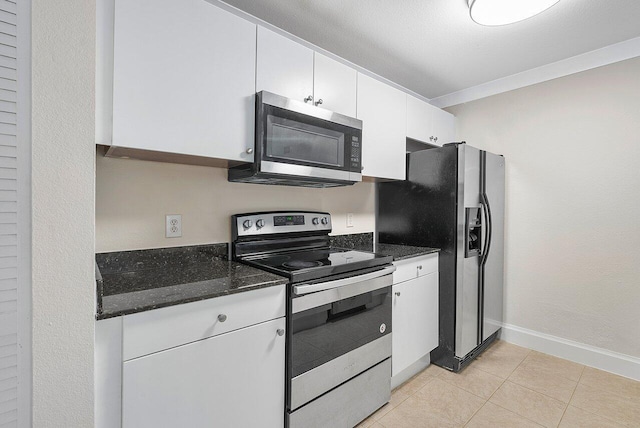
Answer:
xmin=357 ymin=73 xmax=407 ymax=180
xmin=256 ymin=28 xmax=357 ymax=117
xmin=406 ymin=94 xmax=455 ymax=147
xmin=256 ymin=26 xmax=314 ymax=104
xmin=313 ymin=53 xmax=357 ymax=117
xmin=431 ymin=106 xmax=456 ymax=145
xmin=109 ymin=0 xmax=257 ymax=162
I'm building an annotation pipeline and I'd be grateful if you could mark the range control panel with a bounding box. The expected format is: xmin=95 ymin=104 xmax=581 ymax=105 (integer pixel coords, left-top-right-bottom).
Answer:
xmin=234 ymin=211 xmax=332 ymax=237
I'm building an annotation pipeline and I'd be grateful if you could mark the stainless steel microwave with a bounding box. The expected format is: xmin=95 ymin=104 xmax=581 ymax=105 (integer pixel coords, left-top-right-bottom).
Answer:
xmin=228 ymin=91 xmax=363 ymax=187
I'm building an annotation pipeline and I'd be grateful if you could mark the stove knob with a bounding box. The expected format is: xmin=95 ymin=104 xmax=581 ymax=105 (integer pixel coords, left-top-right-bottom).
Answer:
xmin=242 ymin=219 xmax=253 ymax=229
xmin=321 ymin=217 xmax=329 ymax=225
xmin=256 ymin=219 xmax=265 ymax=229
xmin=312 ymin=217 xmax=319 ymax=225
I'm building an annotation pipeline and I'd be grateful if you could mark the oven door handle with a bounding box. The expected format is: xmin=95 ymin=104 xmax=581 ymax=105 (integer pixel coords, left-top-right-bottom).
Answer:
xmin=293 ymin=265 xmax=396 ymax=295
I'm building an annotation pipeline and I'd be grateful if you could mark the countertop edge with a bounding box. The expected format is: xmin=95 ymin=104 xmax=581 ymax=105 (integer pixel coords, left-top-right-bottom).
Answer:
xmin=96 ymin=277 xmax=288 ymax=320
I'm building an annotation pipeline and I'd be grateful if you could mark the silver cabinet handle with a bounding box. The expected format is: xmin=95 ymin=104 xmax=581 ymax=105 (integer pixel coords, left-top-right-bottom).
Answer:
xmin=217 ymin=314 xmax=227 ymax=322
xmin=395 ymin=292 xmax=401 ymax=297
xmin=277 ymin=329 xmax=285 ymax=336
xmin=304 ymin=95 xmax=313 ymax=103
xmin=314 ymin=99 xmax=323 ymax=106
xmin=246 ymin=148 xmax=253 ymax=154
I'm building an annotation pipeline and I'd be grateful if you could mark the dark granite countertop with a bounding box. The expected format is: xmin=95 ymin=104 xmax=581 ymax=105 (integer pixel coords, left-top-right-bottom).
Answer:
xmin=330 ymin=233 xmax=439 ymax=261
xmin=95 ymin=244 xmax=288 ymax=320
xmin=373 ymin=243 xmax=439 ymax=261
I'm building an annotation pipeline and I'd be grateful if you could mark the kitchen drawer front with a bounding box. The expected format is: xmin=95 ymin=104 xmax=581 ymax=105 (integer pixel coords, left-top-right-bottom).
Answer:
xmin=393 ymin=253 xmax=438 ymax=284
xmin=122 ymin=284 xmax=286 ymax=360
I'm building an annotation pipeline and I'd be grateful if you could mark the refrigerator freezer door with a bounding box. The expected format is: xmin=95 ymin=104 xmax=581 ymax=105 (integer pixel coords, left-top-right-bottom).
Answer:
xmin=455 ymin=145 xmax=481 ymax=358
xmin=482 ymin=152 xmax=505 ymax=341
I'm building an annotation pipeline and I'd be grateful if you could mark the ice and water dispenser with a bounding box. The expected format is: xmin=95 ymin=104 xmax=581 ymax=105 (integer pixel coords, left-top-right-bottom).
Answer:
xmin=465 ymin=207 xmax=482 ymax=258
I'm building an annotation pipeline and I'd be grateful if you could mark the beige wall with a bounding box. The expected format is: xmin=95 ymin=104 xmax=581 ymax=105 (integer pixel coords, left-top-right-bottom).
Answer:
xmin=446 ymin=57 xmax=640 ymax=358
xmin=96 ymin=153 xmax=376 ymax=252
xmin=31 ymin=0 xmax=96 ymax=425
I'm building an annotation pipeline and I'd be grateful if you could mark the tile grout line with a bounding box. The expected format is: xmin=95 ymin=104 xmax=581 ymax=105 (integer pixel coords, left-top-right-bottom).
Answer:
xmin=484 ymin=349 xmax=563 ymax=428
xmin=485 ymin=349 xmax=550 ymax=427
xmin=564 ymin=365 xmax=628 ymax=428
xmin=374 ymin=371 xmax=439 ymax=424
xmin=463 ymin=347 xmax=531 ymax=427
xmin=502 ymin=350 xmax=595 ymax=413
xmin=556 ymin=364 xmax=585 ymax=426
xmin=484 ymin=400 xmax=546 ymax=428
xmin=521 ymin=351 xmax=589 ymax=382
xmin=462 ymin=348 xmax=537 ymax=427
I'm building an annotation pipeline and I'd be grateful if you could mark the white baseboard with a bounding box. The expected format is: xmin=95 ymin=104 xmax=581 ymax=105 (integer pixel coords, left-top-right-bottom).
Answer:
xmin=500 ymin=323 xmax=640 ymax=381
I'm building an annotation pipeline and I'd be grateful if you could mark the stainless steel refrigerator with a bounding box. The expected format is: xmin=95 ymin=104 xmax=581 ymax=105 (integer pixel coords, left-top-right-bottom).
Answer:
xmin=377 ymin=142 xmax=505 ymax=372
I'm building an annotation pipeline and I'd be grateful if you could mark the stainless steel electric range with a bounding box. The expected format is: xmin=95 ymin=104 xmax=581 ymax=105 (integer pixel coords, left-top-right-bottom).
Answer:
xmin=232 ymin=211 xmax=395 ymax=428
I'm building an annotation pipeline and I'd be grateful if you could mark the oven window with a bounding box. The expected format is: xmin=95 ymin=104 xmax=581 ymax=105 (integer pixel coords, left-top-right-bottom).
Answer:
xmin=266 ymin=115 xmax=345 ymax=167
xmin=291 ymin=287 xmax=391 ymax=378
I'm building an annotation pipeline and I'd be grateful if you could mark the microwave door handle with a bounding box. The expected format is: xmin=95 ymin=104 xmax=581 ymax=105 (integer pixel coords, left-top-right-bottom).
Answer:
xmin=293 ymin=266 xmax=396 ymax=295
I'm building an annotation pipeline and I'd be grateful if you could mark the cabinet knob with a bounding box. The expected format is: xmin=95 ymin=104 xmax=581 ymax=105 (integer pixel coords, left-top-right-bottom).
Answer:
xmin=395 ymin=292 xmax=401 ymax=297
xmin=433 ymin=137 xmax=438 ymax=142
xmin=429 ymin=136 xmax=434 ymax=141
xmin=277 ymin=328 xmax=285 ymax=336
xmin=217 ymin=314 xmax=227 ymax=322
xmin=304 ymin=95 xmax=313 ymax=103
xmin=314 ymin=99 xmax=323 ymax=106
xmin=246 ymin=148 xmax=253 ymax=154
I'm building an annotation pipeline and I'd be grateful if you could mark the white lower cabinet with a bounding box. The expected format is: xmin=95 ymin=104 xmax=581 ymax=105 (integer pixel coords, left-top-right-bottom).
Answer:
xmin=122 ymin=316 xmax=285 ymax=428
xmin=95 ymin=285 xmax=287 ymax=428
xmin=392 ymin=254 xmax=439 ymax=378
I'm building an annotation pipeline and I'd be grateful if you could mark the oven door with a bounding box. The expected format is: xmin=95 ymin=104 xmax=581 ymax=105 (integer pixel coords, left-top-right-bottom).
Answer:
xmin=288 ymin=266 xmax=394 ymax=411
xmin=257 ymin=91 xmax=362 ymax=183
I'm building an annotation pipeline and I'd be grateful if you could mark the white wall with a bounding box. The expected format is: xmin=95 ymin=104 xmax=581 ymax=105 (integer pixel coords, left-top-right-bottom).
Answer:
xmin=95 ymin=153 xmax=376 ymax=252
xmin=31 ymin=0 xmax=96 ymax=425
xmin=446 ymin=57 xmax=640 ymax=358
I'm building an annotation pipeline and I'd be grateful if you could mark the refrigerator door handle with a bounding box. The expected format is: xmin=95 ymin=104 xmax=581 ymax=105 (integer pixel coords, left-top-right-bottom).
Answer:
xmin=480 ymin=193 xmax=493 ymax=266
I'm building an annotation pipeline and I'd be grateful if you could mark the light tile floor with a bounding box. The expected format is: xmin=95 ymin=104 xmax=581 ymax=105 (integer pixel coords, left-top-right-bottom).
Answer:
xmin=358 ymin=340 xmax=640 ymax=428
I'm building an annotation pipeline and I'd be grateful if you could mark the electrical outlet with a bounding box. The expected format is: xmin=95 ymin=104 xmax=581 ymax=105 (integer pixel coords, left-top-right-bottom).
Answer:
xmin=346 ymin=213 xmax=354 ymax=228
xmin=166 ymin=214 xmax=182 ymax=238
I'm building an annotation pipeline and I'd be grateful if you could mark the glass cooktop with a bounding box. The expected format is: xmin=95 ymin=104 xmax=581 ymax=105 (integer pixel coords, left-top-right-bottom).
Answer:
xmin=244 ymin=247 xmax=392 ymax=283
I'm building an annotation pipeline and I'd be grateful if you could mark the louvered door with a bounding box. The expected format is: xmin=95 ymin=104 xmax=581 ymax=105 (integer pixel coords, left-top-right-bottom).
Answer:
xmin=0 ymin=0 xmax=19 ymax=426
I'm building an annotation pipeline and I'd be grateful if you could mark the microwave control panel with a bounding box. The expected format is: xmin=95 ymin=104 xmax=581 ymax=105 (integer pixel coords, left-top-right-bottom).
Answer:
xmin=350 ymin=135 xmax=361 ymax=171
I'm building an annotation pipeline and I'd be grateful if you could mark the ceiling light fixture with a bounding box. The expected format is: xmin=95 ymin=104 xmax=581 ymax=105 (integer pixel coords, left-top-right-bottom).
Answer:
xmin=468 ymin=0 xmax=561 ymax=26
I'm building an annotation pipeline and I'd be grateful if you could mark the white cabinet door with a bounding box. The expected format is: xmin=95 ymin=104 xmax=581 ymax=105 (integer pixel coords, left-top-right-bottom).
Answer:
xmin=406 ymin=95 xmax=455 ymax=147
xmin=406 ymin=94 xmax=433 ymax=144
xmin=356 ymin=73 xmax=406 ymax=180
xmin=122 ymin=317 xmax=286 ymax=428
xmin=256 ymin=26 xmax=314 ymax=104
xmin=392 ymin=272 xmax=439 ymax=377
xmin=313 ymin=53 xmax=357 ymax=117
xmin=431 ymin=107 xmax=456 ymax=146
xmin=111 ymin=0 xmax=256 ymax=162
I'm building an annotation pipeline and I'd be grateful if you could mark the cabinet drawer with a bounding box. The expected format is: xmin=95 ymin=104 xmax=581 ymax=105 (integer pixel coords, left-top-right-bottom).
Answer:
xmin=122 ymin=284 xmax=286 ymax=360
xmin=393 ymin=254 xmax=438 ymax=284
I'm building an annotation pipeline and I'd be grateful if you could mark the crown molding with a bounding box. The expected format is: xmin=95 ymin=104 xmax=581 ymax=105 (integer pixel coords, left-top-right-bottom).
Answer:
xmin=430 ymin=36 xmax=640 ymax=108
